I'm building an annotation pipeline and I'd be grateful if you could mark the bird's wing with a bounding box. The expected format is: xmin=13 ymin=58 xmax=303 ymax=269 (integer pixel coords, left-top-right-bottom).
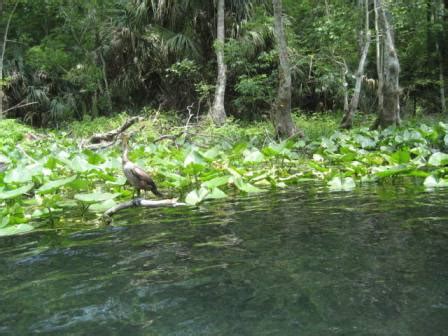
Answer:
xmin=131 ymin=166 xmax=153 ymax=183
xmin=130 ymin=165 xmax=162 ymax=196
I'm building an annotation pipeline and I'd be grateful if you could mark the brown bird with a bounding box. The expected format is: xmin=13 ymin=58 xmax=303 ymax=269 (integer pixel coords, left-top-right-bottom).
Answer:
xmin=121 ymin=133 xmax=163 ymax=198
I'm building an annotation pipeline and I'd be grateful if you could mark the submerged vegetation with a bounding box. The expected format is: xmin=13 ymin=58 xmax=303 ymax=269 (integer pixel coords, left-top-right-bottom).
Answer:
xmin=1 ymin=113 xmax=447 ymax=236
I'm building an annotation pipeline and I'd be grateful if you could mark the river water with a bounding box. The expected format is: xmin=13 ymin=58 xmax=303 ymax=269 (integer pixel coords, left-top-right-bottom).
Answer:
xmin=1 ymin=183 xmax=447 ymax=335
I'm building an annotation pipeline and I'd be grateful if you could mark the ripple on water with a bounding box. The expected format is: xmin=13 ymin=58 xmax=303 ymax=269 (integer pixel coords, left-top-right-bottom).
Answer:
xmin=1 ymin=183 xmax=448 ymax=335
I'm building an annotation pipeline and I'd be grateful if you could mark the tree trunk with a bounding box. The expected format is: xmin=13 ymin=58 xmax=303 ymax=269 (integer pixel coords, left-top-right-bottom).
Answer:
xmin=436 ymin=0 xmax=446 ymax=114
xmin=374 ymin=0 xmax=384 ymax=120
xmin=209 ymin=0 xmax=227 ymax=126
xmin=271 ymin=0 xmax=300 ymax=139
xmin=371 ymin=0 xmax=401 ymax=129
xmin=341 ymin=0 xmax=371 ymax=129
xmin=0 ymin=1 xmax=19 ymax=119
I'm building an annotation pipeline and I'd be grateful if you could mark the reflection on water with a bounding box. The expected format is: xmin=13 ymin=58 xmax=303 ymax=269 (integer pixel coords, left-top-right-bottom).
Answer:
xmin=1 ymin=183 xmax=448 ymax=335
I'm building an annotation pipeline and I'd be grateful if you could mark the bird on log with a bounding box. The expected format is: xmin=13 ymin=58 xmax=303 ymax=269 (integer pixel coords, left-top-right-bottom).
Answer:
xmin=120 ymin=133 xmax=163 ymax=198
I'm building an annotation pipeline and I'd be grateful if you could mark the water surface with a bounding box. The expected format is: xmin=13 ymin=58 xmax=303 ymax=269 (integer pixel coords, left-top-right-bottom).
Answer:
xmin=1 ymin=183 xmax=448 ymax=335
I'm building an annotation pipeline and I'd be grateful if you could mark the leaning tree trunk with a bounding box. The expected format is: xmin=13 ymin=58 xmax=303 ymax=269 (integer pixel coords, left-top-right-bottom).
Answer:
xmin=271 ymin=0 xmax=300 ymax=139
xmin=341 ymin=0 xmax=371 ymax=129
xmin=371 ymin=0 xmax=401 ymax=129
xmin=209 ymin=0 xmax=227 ymax=126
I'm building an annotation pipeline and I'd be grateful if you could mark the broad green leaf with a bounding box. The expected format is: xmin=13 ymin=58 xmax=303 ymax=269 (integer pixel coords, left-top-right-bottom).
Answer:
xmin=202 ymin=176 xmax=231 ymax=189
xmin=184 ymin=150 xmax=205 ymax=167
xmin=185 ymin=188 xmax=209 ymax=205
xmin=231 ymin=176 xmax=262 ymax=193
xmin=68 ymin=156 xmax=96 ymax=172
xmin=4 ymin=168 xmax=32 ymax=184
xmin=36 ymin=176 xmax=76 ymax=194
xmin=424 ymin=176 xmax=448 ymax=188
xmin=107 ymin=176 xmax=127 ymax=186
xmin=328 ymin=177 xmax=356 ymax=191
xmin=428 ymin=152 xmax=448 ymax=167
xmin=389 ymin=150 xmax=411 ymax=164
xmin=354 ymin=134 xmax=376 ymax=149
xmin=205 ymin=187 xmax=228 ymax=199
xmin=0 ymin=224 xmax=34 ymax=237
xmin=0 ymin=184 xmax=34 ymax=200
xmin=375 ymin=165 xmax=413 ymax=177
xmin=243 ymin=148 xmax=265 ymax=163
xmin=74 ymin=192 xmax=119 ymax=203
xmin=90 ymin=199 xmax=118 ymax=212
xmin=202 ymin=147 xmax=221 ymax=160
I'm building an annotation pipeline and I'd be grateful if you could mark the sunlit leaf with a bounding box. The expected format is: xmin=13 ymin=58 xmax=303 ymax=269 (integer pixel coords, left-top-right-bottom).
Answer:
xmin=424 ymin=176 xmax=448 ymax=188
xmin=328 ymin=177 xmax=356 ymax=191
xmin=185 ymin=188 xmax=209 ymax=205
xmin=36 ymin=176 xmax=77 ymax=194
xmin=74 ymin=192 xmax=119 ymax=203
xmin=184 ymin=150 xmax=205 ymax=167
xmin=231 ymin=176 xmax=262 ymax=193
xmin=202 ymin=176 xmax=231 ymax=189
xmin=89 ymin=199 xmax=118 ymax=212
xmin=389 ymin=150 xmax=411 ymax=164
xmin=0 ymin=224 xmax=34 ymax=237
xmin=0 ymin=184 xmax=34 ymax=200
xmin=4 ymin=168 xmax=32 ymax=184
xmin=243 ymin=148 xmax=265 ymax=163
xmin=428 ymin=152 xmax=448 ymax=167
xmin=205 ymin=187 xmax=228 ymax=199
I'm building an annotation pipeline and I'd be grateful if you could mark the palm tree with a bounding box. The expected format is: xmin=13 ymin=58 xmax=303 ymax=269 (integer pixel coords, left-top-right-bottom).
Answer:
xmin=111 ymin=0 xmax=265 ymax=114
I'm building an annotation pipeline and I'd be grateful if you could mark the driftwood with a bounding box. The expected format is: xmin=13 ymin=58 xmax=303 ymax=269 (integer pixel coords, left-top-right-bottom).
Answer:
xmin=82 ymin=116 xmax=144 ymax=150
xmin=103 ymin=198 xmax=187 ymax=223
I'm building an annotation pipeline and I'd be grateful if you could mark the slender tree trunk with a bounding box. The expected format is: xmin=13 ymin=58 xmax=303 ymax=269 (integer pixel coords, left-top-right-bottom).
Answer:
xmin=271 ymin=0 xmax=300 ymax=139
xmin=0 ymin=0 xmax=19 ymax=119
xmin=341 ymin=61 xmax=350 ymax=114
xmin=373 ymin=0 xmax=384 ymax=128
xmin=341 ymin=0 xmax=371 ymax=129
xmin=371 ymin=0 xmax=400 ymax=129
xmin=436 ymin=0 xmax=446 ymax=113
xmin=209 ymin=0 xmax=227 ymax=126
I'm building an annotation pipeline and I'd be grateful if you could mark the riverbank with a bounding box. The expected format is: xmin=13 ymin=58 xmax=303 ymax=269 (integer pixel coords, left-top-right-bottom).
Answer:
xmin=0 ymin=112 xmax=447 ymax=235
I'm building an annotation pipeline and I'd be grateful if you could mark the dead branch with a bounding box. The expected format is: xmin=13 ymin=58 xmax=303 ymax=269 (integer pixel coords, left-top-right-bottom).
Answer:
xmin=86 ymin=116 xmax=144 ymax=145
xmin=103 ymin=198 xmax=187 ymax=223
xmin=82 ymin=116 xmax=144 ymax=150
xmin=3 ymin=101 xmax=38 ymax=114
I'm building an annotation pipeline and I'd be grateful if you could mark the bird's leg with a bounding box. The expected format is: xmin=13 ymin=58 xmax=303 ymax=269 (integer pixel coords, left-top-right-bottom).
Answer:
xmin=135 ymin=188 xmax=141 ymax=199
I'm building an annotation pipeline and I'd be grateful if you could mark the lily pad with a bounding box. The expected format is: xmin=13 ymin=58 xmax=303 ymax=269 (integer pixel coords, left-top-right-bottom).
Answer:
xmin=89 ymin=199 xmax=118 ymax=212
xmin=0 ymin=184 xmax=34 ymax=200
xmin=328 ymin=177 xmax=356 ymax=191
xmin=185 ymin=188 xmax=209 ymax=205
xmin=0 ymin=224 xmax=34 ymax=237
xmin=74 ymin=192 xmax=120 ymax=203
xmin=428 ymin=152 xmax=448 ymax=167
xmin=36 ymin=176 xmax=77 ymax=194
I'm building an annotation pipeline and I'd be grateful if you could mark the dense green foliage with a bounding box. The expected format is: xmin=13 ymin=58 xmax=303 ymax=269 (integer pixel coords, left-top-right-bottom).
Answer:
xmin=1 ymin=0 xmax=447 ymax=125
xmin=1 ymin=114 xmax=447 ymax=235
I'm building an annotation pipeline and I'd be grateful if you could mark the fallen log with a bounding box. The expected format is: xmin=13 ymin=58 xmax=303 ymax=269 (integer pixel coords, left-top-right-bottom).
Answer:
xmin=103 ymin=198 xmax=187 ymax=223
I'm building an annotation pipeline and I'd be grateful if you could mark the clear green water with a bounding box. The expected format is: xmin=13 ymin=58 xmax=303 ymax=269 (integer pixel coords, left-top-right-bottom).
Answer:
xmin=1 ymin=183 xmax=448 ymax=335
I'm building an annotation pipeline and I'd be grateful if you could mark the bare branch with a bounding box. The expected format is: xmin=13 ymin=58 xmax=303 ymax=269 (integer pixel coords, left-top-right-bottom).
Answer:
xmin=103 ymin=198 xmax=187 ymax=223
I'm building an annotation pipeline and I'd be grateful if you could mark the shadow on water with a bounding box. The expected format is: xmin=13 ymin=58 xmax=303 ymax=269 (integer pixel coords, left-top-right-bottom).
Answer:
xmin=1 ymin=182 xmax=448 ymax=335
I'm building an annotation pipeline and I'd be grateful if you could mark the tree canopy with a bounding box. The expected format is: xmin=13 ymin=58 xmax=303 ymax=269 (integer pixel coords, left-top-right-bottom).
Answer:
xmin=0 ymin=0 xmax=446 ymax=127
